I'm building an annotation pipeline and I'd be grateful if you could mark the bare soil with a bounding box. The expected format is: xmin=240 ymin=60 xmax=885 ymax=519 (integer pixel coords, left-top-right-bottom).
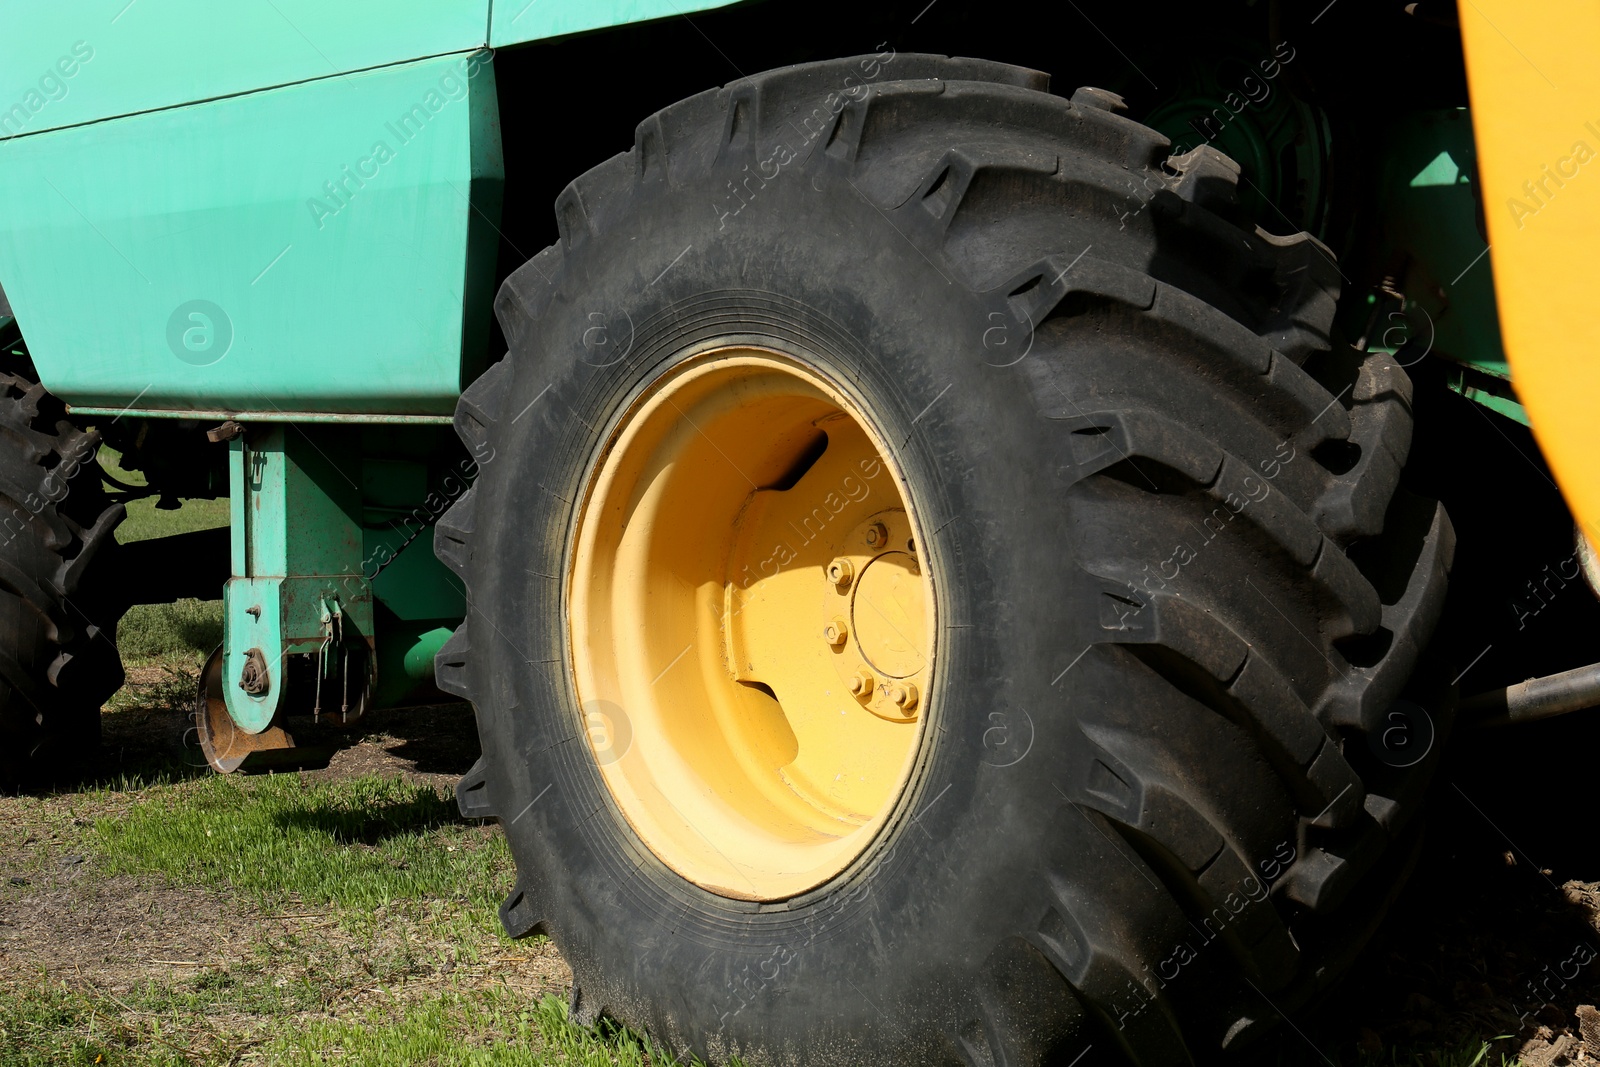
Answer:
xmin=0 ymin=668 xmax=571 ymax=1061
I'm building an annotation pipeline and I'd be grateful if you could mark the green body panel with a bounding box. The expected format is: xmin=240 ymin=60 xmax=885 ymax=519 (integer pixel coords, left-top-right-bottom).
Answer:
xmin=1447 ymin=365 xmax=1532 ymax=427
xmin=1365 ymin=109 xmax=1526 ymax=422
xmin=489 ymin=0 xmax=740 ymax=47
xmin=0 ymin=0 xmax=738 ymax=419
xmin=0 ymin=52 xmax=502 ymax=416
xmin=355 ymin=425 xmax=469 ymax=625
xmin=2 ymin=0 xmax=738 ymax=142
xmin=0 ymin=0 xmax=487 ymax=140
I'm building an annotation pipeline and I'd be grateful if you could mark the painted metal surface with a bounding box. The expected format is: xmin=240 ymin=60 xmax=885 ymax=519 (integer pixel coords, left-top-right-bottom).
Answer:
xmin=193 ymin=648 xmax=301 ymax=772
xmin=373 ymin=621 xmax=456 ymax=708
xmin=0 ymin=1 xmax=487 ymax=140
xmin=225 ymin=427 xmax=374 ymax=732
xmin=1460 ymin=3 xmax=1600 ymax=540
xmin=0 ymin=1 xmax=745 ymax=419
xmin=489 ymin=0 xmax=740 ymax=48
xmin=1346 ymin=109 xmax=1526 ymax=425
xmin=0 ymin=52 xmax=502 ymax=415
xmin=222 ymin=423 xmax=467 ymax=731
xmin=2 ymin=0 xmax=741 ymax=142
xmin=568 ymin=350 xmax=934 ymax=900
xmin=1380 ymin=112 xmax=1507 ymax=377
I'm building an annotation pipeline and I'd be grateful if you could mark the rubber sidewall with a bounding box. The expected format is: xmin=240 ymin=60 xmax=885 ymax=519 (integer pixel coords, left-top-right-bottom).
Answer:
xmin=472 ymin=166 xmax=1135 ymax=1064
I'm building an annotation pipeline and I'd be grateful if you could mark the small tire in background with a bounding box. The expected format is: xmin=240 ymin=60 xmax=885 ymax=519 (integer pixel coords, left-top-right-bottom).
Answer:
xmin=0 ymin=336 xmax=126 ymax=789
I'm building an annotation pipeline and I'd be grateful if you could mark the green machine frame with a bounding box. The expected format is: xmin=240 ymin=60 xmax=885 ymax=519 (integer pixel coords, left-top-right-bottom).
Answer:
xmin=223 ymin=424 xmax=470 ymax=729
xmin=0 ymin=0 xmax=1532 ymax=740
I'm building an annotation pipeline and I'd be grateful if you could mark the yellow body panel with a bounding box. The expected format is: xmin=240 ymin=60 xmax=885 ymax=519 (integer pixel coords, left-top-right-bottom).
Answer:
xmin=1461 ymin=3 xmax=1600 ymax=541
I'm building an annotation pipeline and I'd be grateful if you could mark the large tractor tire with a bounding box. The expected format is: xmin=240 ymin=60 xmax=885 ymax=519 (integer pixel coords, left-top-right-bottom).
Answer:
xmin=440 ymin=55 xmax=1453 ymax=1066
xmin=0 ymin=348 xmax=126 ymax=788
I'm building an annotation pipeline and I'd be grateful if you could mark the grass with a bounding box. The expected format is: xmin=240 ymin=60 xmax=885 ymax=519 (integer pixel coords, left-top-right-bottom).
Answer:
xmin=116 ymin=599 xmax=222 ymax=664
xmin=1 ymin=757 xmax=677 ymax=1065
xmin=94 ymin=773 xmax=515 ymax=910
xmin=258 ymin=992 xmax=665 ymax=1067
xmin=4 ymin=450 xmax=711 ymax=1064
xmin=0 ymin=984 xmax=664 ymax=1067
xmin=104 ymin=448 xmax=229 ymax=545
xmin=100 ymin=448 xmax=226 ymax=667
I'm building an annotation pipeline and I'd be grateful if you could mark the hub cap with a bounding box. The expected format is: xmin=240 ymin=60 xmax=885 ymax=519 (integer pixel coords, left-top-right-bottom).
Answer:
xmin=567 ymin=349 xmax=936 ymax=899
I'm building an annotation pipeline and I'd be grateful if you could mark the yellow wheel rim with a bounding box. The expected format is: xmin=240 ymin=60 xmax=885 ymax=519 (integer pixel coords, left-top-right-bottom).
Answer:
xmin=568 ymin=348 xmax=936 ymax=900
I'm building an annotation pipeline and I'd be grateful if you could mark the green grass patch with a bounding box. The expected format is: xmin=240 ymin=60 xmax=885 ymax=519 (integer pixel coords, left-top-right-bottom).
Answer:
xmin=260 ymin=991 xmax=666 ymax=1067
xmin=0 ymin=983 xmax=682 ymax=1067
xmin=116 ymin=598 xmax=222 ymax=665
xmin=93 ymin=773 xmax=514 ymax=910
xmin=0 ymin=982 xmax=178 ymax=1067
xmin=115 ymin=493 xmax=228 ymax=544
xmin=101 ymin=448 xmax=228 ymax=545
xmin=100 ymin=448 xmax=227 ymax=667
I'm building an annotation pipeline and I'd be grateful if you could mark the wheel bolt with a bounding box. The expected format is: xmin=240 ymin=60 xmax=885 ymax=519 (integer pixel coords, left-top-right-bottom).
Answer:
xmin=887 ymin=682 xmax=919 ymax=711
xmin=848 ymin=668 xmax=874 ymax=697
xmin=824 ymin=618 xmax=849 ymax=647
xmin=865 ymin=522 xmax=888 ymax=548
xmin=827 ymin=558 xmax=854 ymax=588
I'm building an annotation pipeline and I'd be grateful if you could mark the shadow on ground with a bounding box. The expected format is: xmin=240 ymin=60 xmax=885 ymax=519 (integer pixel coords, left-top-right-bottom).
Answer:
xmin=1251 ymin=709 xmax=1600 ymax=1067
xmin=38 ymin=635 xmax=1600 ymax=1066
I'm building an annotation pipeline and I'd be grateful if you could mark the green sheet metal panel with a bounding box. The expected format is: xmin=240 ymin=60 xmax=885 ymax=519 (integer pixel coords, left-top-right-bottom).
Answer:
xmin=0 ymin=51 xmax=503 ymax=415
xmin=0 ymin=0 xmax=489 ymax=140
xmin=491 ymin=0 xmax=741 ymax=47
xmin=1374 ymin=110 xmax=1510 ymax=376
xmin=225 ymin=426 xmax=375 ymax=731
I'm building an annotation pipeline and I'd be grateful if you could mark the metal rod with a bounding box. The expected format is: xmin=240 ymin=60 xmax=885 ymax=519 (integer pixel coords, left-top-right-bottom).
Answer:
xmin=1462 ymin=659 xmax=1600 ymax=727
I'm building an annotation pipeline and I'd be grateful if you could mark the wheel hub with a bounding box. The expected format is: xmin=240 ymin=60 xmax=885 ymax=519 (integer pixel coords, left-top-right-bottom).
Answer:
xmin=567 ymin=349 xmax=936 ymax=900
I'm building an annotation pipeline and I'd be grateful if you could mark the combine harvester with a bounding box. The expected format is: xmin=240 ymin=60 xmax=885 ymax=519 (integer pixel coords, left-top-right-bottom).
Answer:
xmin=2 ymin=1 xmax=1596 ymax=1062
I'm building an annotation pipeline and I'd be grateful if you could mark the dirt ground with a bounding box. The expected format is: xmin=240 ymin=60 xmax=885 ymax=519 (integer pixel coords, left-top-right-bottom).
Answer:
xmin=1279 ymin=708 xmax=1600 ymax=1067
xmin=0 ymin=668 xmax=573 ymax=1063
xmin=9 ymin=665 xmax=1600 ymax=1065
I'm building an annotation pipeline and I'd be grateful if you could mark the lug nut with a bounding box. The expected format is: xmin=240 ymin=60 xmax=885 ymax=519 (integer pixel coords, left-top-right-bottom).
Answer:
xmin=865 ymin=522 xmax=888 ymax=548
xmin=824 ymin=618 xmax=849 ymax=647
xmin=887 ymin=682 xmax=919 ymax=711
xmin=827 ymin=557 xmax=854 ymax=588
xmin=848 ymin=668 xmax=874 ymax=697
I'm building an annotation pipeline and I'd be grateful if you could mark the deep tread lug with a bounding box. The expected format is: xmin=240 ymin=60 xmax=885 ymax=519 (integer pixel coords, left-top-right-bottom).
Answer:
xmin=435 ymin=486 xmax=476 ymax=580
xmin=456 ymin=754 xmax=495 ymax=819
xmin=434 ymin=624 xmax=473 ymax=700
